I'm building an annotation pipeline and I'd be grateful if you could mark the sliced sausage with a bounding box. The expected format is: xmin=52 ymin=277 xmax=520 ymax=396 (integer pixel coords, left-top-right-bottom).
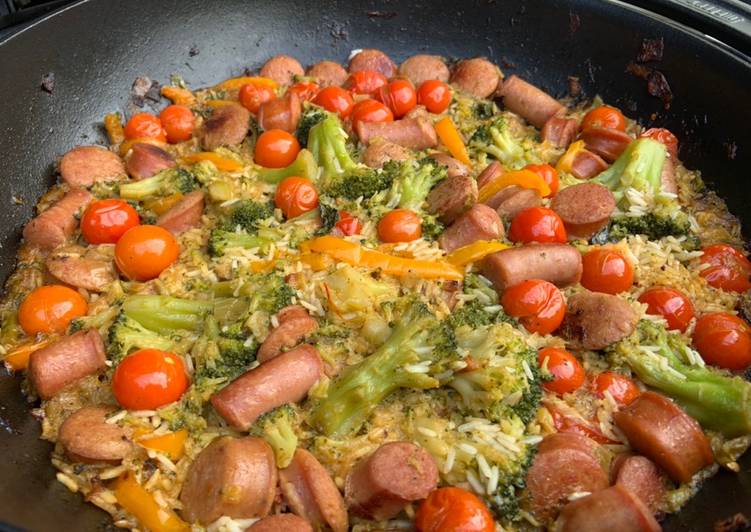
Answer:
xmin=476 ymin=160 xmax=504 ymax=190
xmin=660 ymin=157 xmax=677 ymax=195
xmin=59 ymin=145 xmax=125 ymax=187
xmin=211 ymin=344 xmax=323 ymax=430
xmin=348 ymin=49 xmax=397 ymax=78
xmin=258 ymin=92 xmax=301 ymax=133
xmin=200 ymin=103 xmax=251 ymax=150
xmin=428 ymin=152 xmax=469 ymax=178
xmin=257 ymin=306 xmax=318 ymax=363
xmin=23 ymin=189 xmax=94 ymax=251
xmin=279 ymin=448 xmax=348 ymax=532
xmin=613 ymin=391 xmax=713 ymax=484
xmin=247 ymin=514 xmax=313 ymax=532
xmin=438 ymin=204 xmax=504 ymax=253
xmin=499 ymin=75 xmax=565 ymax=129
xmin=306 ymin=61 xmax=348 ymax=87
xmin=580 ymin=127 xmax=633 ymax=163
xmin=398 ymin=55 xmax=450 ymax=86
xmin=554 ymin=485 xmax=662 ymax=532
xmin=611 ymin=454 xmax=667 ymax=513
xmin=356 ymin=117 xmax=437 ymax=150
xmin=344 ymin=441 xmax=438 ymax=520
xmin=550 ymin=183 xmax=615 ymax=239
xmin=362 ymin=139 xmax=411 ymax=169
xmin=560 ymin=291 xmax=638 ymax=350
xmin=157 ymin=190 xmax=205 ymax=234
xmin=46 ymin=245 xmax=116 ymax=292
xmin=260 ymin=55 xmax=304 ymax=86
xmin=426 ymin=174 xmax=478 ymax=224
xmin=180 ymin=436 xmax=277 ymax=525
xmin=568 ymin=149 xmax=609 ymax=180
xmin=58 ymin=406 xmax=132 ymax=464
xmin=481 ymin=243 xmax=582 ymax=292
xmin=487 ymin=186 xmax=542 ymax=220
xmin=28 ymin=329 xmax=106 ymax=400
xmin=450 ymin=58 xmax=501 ymax=99
xmin=542 ymin=116 xmax=580 ymax=148
xmin=124 ymin=143 xmax=176 ymax=180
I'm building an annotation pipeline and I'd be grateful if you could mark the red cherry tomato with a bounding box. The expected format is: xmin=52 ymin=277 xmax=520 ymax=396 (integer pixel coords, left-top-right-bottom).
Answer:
xmin=18 ymin=285 xmax=88 ymax=335
xmin=115 ymin=225 xmax=179 ymax=282
xmin=312 ymin=86 xmax=355 ymax=118
xmin=508 ymin=207 xmax=567 ymax=244
xmin=417 ymin=80 xmax=452 ymax=114
xmin=158 ymin=105 xmax=195 ymax=143
xmin=638 ymin=287 xmax=695 ymax=332
xmin=239 ymin=83 xmax=276 ymax=113
xmin=524 ymin=163 xmax=559 ymax=196
xmin=123 ymin=113 xmax=166 ymax=142
xmin=377 ymin=79 xmax=417 ymax=118
xmin=581 ymin=248 xmax=634 ymax=294
xmin=275 ymin=176 xmax=319 ymax=219
xmin=377 ymin=209 xmax=422 ymax=243
xmin=538 ymin=347 xmax=585 ymax=394
xmin=287 ymin=81 xmax=319 ymax=102
xmin=351 ymin=99 xmax=394 ymax=132
xmin=415 ymin=487 xmax=495 ymax=532
xmin=254 ymin=129 xmax=300 ymax=168
xmin=593 ymin=371 xmax=641 ymax=405
xmin=700 ymin=244 xmax=751 ymax=293
xmin=640 ymin=128 xmax=679 ymax=159
xmin=501 ymin=280 xmax=566 ymax=335
xmin=334 ymin=211 xmax=362 ymax=236
xmin=581 ymin=105 xmax=626 ymax=132
xmin=693 ymin=312 xmax=751 ymax=370
xmin=81 ymin=199 xmax=140 ymax=244
xmin=346 ymin=70 xmax=388 ymax=95
xmin=112 ymin=349 xmax=189 ymax=410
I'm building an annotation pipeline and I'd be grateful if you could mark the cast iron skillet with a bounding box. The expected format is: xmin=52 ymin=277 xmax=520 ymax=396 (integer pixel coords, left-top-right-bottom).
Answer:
xmin=1 ymin=0 xmax=750 ymax=530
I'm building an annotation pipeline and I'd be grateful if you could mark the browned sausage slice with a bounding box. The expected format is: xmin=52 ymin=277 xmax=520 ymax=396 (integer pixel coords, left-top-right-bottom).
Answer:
xmin=450 ymin=58 xmax=501 ymax=99
xmin=362 ymin=139 xmax=411 ymax=169
xmin=200 ymin=103 xmax=251 ymax=150
xmin=59 ymin=145 xmax=125 ymax=187
xmin=611 ymin=454 xmax=667 ymax=513
xmin=344 ymin=441 xmax=438 ymax=520
xmin=157 ymin=190 xmax=205 ymax=234
xmin=398 ymin=55 xmax=450 ymax=86
xmin=580 ymin=127 xmax=633 ymax=163
xmin=568 ymin=149 xmax=609 ymax=180
xmin=46 ymin=245 xmax=116 ymax=292
xmin=550 ymin=183 xmax=615 ymax=239
xmin=555 ymin=485 xmax=662 ymax=532
xmin=428 ymin=152 xmax=469 ymax=178
xmin=258 ymin=92 xmax=302 ymax=133
xmin=660 ymin=157 xmax=678 ymax=194
xmin=481 ymin=244 xmax=582 ymax=292
xmin=124 ymin=143 xmax=176 ymax=180
xmin=260 ymin=55 xmax=305 ymax=86
xmin=23 ymin=189 xmax=94 ymax=251
xmin=426 ymin=174 xmax=478 ymax=225
xmin=58 ymin=406 xmax=132 ymax=464
xmin=477 ymin=161 xmax=505 ymax=189
xmin=499 ymin=75 xmax=564 ymax=128
xmin=560 ymin=291 xmax=637 ymax=350
xmin=348 ymin=49 xmax=397 ymax=78
xmin=613 ymin=391 xmax=713 ymax=484
xmin=211 ymin=344 xmax=323 ymax=430
xmin=356 ymin=117 xmax=437 ymax=149
xmin=438 ymin=204 xmax=504 ymax=253
xmin=247 ymin=514 xmax=313 ymax=532
xmin=277 ymin=304 xmax=311 ymax=322
xmin=28 ymin=329 xmax=106 ymax=400
xmin=542 ymin=116 xmax=579 ymax=148
xmin=306 ymin=61 xmax=348 ymax=87
xmin=486 ymin=186 xmax=542 ymax=220
xmin=257 ymin=306 xmax=318 ymax=363
xmin=180 ymin=436 xmax=277 ymax=525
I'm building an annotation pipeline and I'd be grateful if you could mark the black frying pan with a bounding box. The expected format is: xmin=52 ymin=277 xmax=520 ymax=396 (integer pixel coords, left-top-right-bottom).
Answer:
xmin=1 ymin=0 xmax=750 ymax=530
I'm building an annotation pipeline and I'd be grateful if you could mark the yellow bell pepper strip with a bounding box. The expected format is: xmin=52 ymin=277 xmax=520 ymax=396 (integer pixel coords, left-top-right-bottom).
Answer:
xmin=446 ymin=240 xmax=509 ymax=267
xmin=113 ymin=472 xmax=189 ymax=532
xmin=137 ymin=429 xmax=188 ymax=461
xmin=160 ymin=86 xmax=196 ymax=107
xmin=477 ymin=169 xmax=550 ymax=203
xmin=435 ymin=117 xmax=471 ymax=166
xmin=119 ymin=137 xmax=168 ymax=157
xmin=205 ymin=99 xmax=238 ymax=108
xmin=179 ymin=152 xmax=244 ymax=173
xmin=2 ymin=338 xmax=52 ymax=371
xmin=143 ymin=193 xmax=184 ymax=216
xmin=213 ymin=76 xmax=278 ymax=92
xmin=298 ymin=252 xmax=334 ymax=271
xmin=103 ymin=113 xmax=125 ymax=145
xmin=555 ymin=140 xmax=586 ymax=175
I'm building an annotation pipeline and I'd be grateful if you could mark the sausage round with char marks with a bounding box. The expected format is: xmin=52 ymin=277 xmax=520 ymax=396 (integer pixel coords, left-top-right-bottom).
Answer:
xmin=486 ymin=185 xmax=543 ymax=220
xmin=476 ymin=160 xmax=504 ymax=190
xmin=124 ymin=143 xmax=176 ymax=180
xmin=499 ymin=75 xmax=564 ymax=128
xmin=550 ymin=183 xmax=615 ymax=239
xmin=450 ymin=58 xmax=501 ymax=99
xmin=260 ymin=55 xmax=304 ymax=86
xmin=257 ymin=305 xmax=318 ymax=363
xmin=428 ymin=152 xmax=469 ymax=178
xmin=46 ymin=245 xmax=116 ymax=292
xmin=554 ymin=484 xmax=662 ymax=532
xmin=542 ymin=115 xmax=580 ymax=148
xmin=180 ymin=436 xmax=277 ymax=525
xmin=611 ymin=453 xmax=667 ymax=513
xmin=426 ymin=174 xmax=478 ymax=224
xmin=356 ymin=117 xmax=437 ymax=150
xmin=613 ymin=391 xmax=713 ymax=483
xmin=58 ymin=406 xmax=132 ymax=464
xmin=398 ymin=54 xmax=450 ymax=86
xmin=344 ymin=441 xmax=438 ymax=520
xmin=200 ymin=103 xmax=251 ymax=150
xmin=580 ymin=127 xmax=632 ymax=162
xmin=348 ymin=49 xmax=397 ymax=78
xmin=306 ymin=61 xmax=348 ymax=87
xmin=362 ymin=139 xmax=411 ymax=169
xmin=258 ymin=92 xmax=301 ymax=133
xmin=23 ymin=189 xmax=93 ymax=251
xmin=568 ymin=148 xmax=608 ymax=180
xmin=481 ymin=243 xmax=582 ymax=292
xmin=59 ymin=145 xmax=125 ymax=187
xmin=438 ymin=204 xmax=504 ymax=253
xmin=247 ymin=514 xmax=313 ymax=532
xmin=157 ymin=190 xmax=205 ymax=234
xmin=560 ymin=291 xmax=638 ymax=350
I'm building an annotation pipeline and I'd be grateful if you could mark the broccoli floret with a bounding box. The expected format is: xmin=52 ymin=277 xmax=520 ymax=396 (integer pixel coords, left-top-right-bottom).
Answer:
xmin=224 ymin=200 xmax=274 ymax=232
xmin=420 ymin=213 xmax=445 ymax=241
xmin=122 ymin=295 xmax=212 ymax=332
xmin=604 ymin=212 xmax=699 ymax=249
xmin=250 ymin=405 xmax=299 ymax=467
xmin=316 ymin=196 xmax=339 ymax=235
xmin=385 ymin=158 xmax=447 ymax=211
xmin=609 ymin=320 xmax=751 ymax=437
xmin=119 ymin=168 xmax=199 ymax=201
xmin=473 ymin=100 xmax=496 ymax=120
xmin=592 ymin=138 xmax=666 ymax=207
xmin=448 ymin=300 xmax=495 ymax=330
xmin=213 ymin=273 xmax=294 ymax=317
xmin=257 ymin=149 xmax=319 ymax=184
xmin=308 ymin=114 xmax=359 ymax=182
xmin=191 ymin=315 xmax=256 ymax=381
xmin=106 ymin=312 xmax=180 ymax=363
xmin=323 ymin=167 xmax=393 ymax=200
xmin=295 ymin=105 xmax=328 ymax=147
xmin=469 ymin=116 xmax=525 ymax=167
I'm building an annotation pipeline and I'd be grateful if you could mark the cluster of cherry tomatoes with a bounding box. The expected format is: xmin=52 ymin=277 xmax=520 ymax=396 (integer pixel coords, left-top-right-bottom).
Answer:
xmin=124 ymin=105 xmax=195 ymax=144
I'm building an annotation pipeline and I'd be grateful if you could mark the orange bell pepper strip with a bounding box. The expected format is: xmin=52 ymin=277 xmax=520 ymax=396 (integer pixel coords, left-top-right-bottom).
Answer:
xmin=179 ymin=152 xmax=244 ymax=172
xmin=160 ymin=86 xmax=196 ymax=107
xmin=446 ymin=240 xmax=509 ymax=267
xmin=213 ymin=76 xmax=278 ymax=92
xmin=298 ymin=253 xmax=334 ymax=271
xmin=555 ymin=140 xmax=586 ymax=175
xmin=103 ymin=113 xmax=125 ymax=145
xmin=204 ymin=99 xmax=238 ymax=108
xmin=143 ymin=193 xmax=184 ymax=216
xmin=435 ymin=117 xmax=471 ymax=166
xmin=119 ymin=137 xmax=168 ymax=157
xmin=137 ymin=429 xmax=188 ymax=460
xmin=2 ymin=338 xmax=52 ymax=371
xmin=477 ymin=169 xmax=550 ymax=203
xmin=113 ymin=472 xmax=189 ymax=532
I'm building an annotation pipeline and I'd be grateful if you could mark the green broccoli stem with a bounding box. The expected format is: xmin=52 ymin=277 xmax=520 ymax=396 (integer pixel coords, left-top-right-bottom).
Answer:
xmin=119 ymin=174 xmax=165 ymax=200
xmin=257 ymin=149 xmax=319 ymax=184
xmin=398 ymin=161 xmax=445 ymax=211
xmin=308 ymin=115 xmax=359 ymax=182
xmin=122 ymin=295 xmax=212 ymax=332
xmin=208 ymin=230 xmax=275 ymax=256
xmin=593 ymin=138 xmax=666 ymax=205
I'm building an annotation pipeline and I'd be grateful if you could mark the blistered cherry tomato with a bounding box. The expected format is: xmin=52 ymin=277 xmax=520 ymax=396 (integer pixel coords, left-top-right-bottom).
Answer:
xmin=239 ymin=83 xmax=276 ymax=113
xmin=275 ymin=176 xmax=318 ymax=219
xmin=123 ymin=113 xmax=166 ymax=142
xmin=287 ymin=81 xmax=319 ymax=102
xmin=581 ymin=248 xmax=634 ymax=294
xmin=158 ymin=105 xmax=195 ymax=143
xmin=312 ymin=86 xmax=355 ymax=118
xmin=524 ymin=163 xmax=559 ymax=196
xmin=593 ymin=371 xmax=641 ymax=405
xmin=351 ymin=99 xmax=394 ymax=132
xmin=501 ymin=280 xmax=566 ymax=335
xmin=18 ymin=285 xmax=88 ymax=335
xmin=538 ymin=347 xmax=585 ymax=394
xmin=638 ymin=287 xmax=695 ymax=332
xmin=378 ymin=79 xmax=417 ymax=118
xmin=415 ymin=487 xmax=495 ymax=532
xmin=377 ymin=209 xmax=422 ymax=243
xmin=700 ymin=244 xmax=751 ymax=293
xmin=115 ymin=225 xmax=179 ymax=281
xmin=112 ymin=348 xmax=189 ymax=410
xmin=508 ymin=207 xmax=567 ymax=244
xmin=693 ymin=312 xmax=751 ymax=370
xmin=254 ymin=129 xmax=300 ymax=168
xmin=334 ymin=211 xmax=362 ymax=236
xmin=417 ymin=80 xmax=452 ymax=114
xmin=81 ymin=199 xmax=140 ymax=244
xmin=581 ymin=105 xmax=626 ymax=132
xmin=640 ymin=127 xmax=679 ymax=159
xmin=347 ymin=70 xmax=388 ymax=95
